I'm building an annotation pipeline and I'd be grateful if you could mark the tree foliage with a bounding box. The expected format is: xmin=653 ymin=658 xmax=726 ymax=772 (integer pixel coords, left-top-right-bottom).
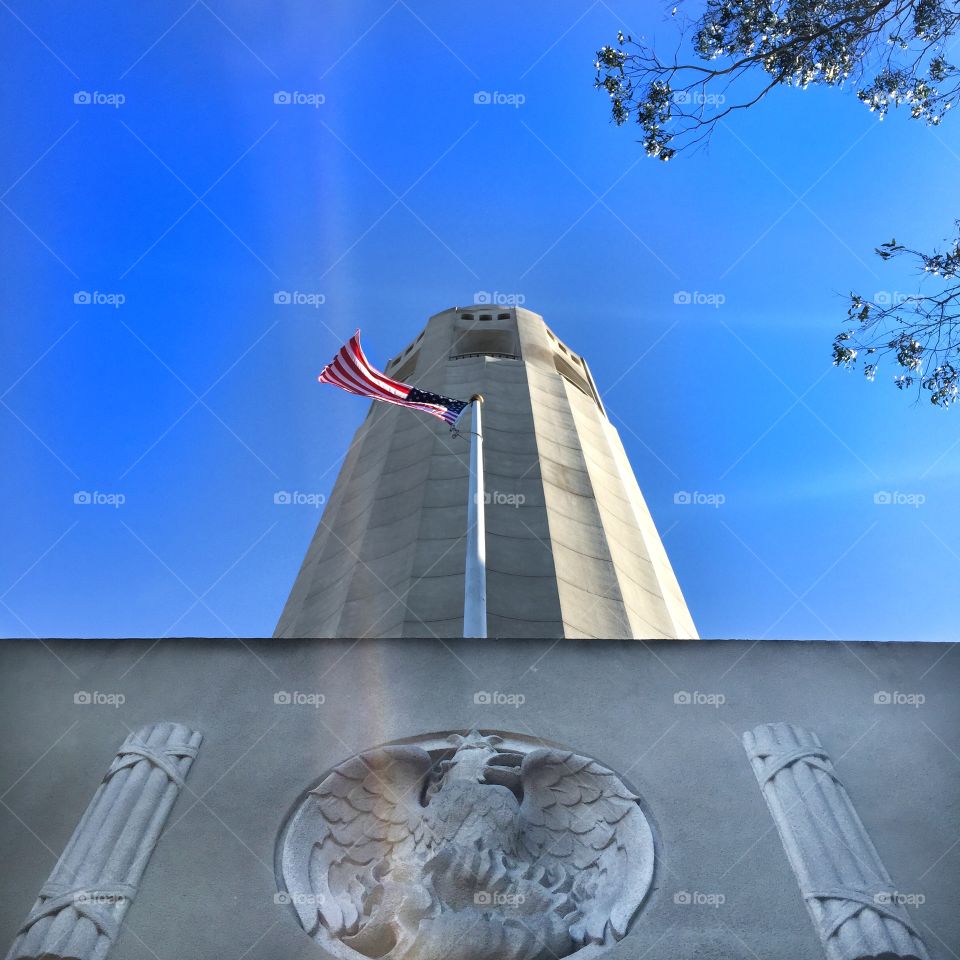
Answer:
xmin=833 ymin=228 xmax=960 ymax=405
xmin=595 ymin=1 xmax=960 ymax=159
xmin=595 ymin=1 xmax=960 ymax=405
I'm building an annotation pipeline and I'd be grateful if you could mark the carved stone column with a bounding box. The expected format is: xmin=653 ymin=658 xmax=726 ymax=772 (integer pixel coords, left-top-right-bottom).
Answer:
xmin=743 ymin=722 xmax=929 ymax=960
xmin=6 ymin=721 xmax=202 ymax=960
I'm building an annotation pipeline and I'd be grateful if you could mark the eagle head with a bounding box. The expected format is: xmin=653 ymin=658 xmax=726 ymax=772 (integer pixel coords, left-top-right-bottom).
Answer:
xmin=431 ymin=731 xmax=524 ymax=801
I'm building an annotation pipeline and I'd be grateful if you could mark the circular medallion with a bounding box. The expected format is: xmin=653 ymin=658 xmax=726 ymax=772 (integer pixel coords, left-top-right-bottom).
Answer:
xmin=277 ymin=730 xmax=655 ymax=960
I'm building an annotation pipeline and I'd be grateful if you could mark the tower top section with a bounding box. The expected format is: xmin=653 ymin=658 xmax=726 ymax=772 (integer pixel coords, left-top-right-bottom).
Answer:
xmin=383 ymin=305 xmax=607 ymax=418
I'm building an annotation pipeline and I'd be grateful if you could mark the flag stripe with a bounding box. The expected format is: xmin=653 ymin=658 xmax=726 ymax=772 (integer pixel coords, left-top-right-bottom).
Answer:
xmin=324 ymin=359 xmax=448 ymax=417
xmin=335 ymin=342 xmax=407 ymax=399
xmin=318 ymin=331 xmax=468 ymax=426
xmin=325 ymin=365 xmax=447 ymax=417
xmin=348 ymin=337 xmax=410 ymax=396
xmin=324 ymin=359 xmax=448 ymax=416
xmin=324 ymin=356 xmax=391 ymax=399
xmin=324 ymin=344 xmax=398 ymax=399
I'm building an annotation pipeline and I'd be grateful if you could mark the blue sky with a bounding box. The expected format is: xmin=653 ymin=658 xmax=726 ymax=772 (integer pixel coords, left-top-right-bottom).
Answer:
xmin=1 ymin=0 xmax=958 ymax=639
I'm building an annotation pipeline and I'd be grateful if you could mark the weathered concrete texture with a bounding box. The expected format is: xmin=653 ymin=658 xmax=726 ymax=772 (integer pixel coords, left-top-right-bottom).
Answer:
xmin=6 ymin=722 xmax=201 ymax=960
xmin=0 ymin=639 xmax=956 ymax=960
xmin=274 ymin=307 xmax=697 ymax=639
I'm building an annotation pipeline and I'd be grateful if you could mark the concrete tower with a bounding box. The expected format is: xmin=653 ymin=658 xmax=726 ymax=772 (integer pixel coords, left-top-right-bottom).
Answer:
xmin=275 ymin=306 xmax=697 ymax=639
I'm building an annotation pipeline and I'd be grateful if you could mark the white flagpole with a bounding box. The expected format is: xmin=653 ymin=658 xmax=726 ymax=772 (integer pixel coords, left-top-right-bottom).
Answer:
xmin=463 ymin=394 xmax=487 ymax=638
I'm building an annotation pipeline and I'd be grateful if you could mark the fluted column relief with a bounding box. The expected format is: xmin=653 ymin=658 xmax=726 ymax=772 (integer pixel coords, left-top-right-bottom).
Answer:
xmin=6 ymin=722 xmax=202 ymax=960
xmin=743 ymin=722 xmax=929 ymax=960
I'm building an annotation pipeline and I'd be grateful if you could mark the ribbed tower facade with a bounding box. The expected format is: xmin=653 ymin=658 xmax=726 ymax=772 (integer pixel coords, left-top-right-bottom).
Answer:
xmin=275 ymin=306 xmax=697 ymax=639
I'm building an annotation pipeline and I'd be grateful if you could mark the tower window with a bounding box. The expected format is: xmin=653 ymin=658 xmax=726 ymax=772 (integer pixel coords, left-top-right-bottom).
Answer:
xmin=450 ymin=329 xmax=520 ymax=360
xmin=478 ymin=314 xmax=493 ymax=322
xmin=497 ymin=312 xmax=510 ymax=320
xmin=391 ymin=353 xmax=418 ymax=382
xmin=555 ymin=355 xmax=602 ymax=412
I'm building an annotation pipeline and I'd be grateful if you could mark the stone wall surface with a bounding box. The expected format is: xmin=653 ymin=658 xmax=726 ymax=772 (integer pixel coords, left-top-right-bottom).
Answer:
xmin=0 ymin=638 xmax=955 ymax=960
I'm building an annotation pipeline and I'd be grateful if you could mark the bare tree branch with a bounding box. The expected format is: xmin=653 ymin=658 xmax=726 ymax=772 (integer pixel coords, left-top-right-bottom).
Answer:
xmin=594 ymin=1 xmax=960 ymax=406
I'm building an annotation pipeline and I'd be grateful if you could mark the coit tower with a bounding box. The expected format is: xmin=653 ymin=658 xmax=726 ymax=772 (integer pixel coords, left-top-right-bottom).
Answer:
xmin=275 ymin=306 xmax=697 ymax=639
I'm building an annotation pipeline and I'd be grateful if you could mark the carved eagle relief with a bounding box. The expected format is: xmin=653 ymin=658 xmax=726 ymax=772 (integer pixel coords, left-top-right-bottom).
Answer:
xmin=279 ymin=732 xmax=655 ymax=960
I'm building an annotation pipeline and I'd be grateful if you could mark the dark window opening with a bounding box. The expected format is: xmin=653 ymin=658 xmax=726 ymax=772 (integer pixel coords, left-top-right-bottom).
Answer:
xmin=450 ymin=352 xmax=519 ymax=361
xmin=555 ymin=355 xmax=600 ymax=409
xmin=450 ymin=329 xmax=520 ymax=360
xmin=391 ymin=353 xmax=418 ymax=382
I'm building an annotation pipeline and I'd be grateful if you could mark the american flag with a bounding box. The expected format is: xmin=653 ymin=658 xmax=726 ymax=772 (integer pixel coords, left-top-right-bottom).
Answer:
xmin=319 ymin=331 xmax=469 ymax=426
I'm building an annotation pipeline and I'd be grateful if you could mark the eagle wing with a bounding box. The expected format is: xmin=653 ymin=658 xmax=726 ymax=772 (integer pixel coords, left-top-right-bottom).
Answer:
xmin=518 ymin=749 xmax=654 ymax=945
xmin=279 ymin=745 xmax=434 ymax=937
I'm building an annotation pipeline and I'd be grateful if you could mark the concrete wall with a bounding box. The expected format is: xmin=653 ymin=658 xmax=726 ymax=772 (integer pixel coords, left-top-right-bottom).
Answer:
xmin=0 ymin=638 xmax=955 ymax=959
xmin=275 ymin=307 xmax=696 ymax=639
